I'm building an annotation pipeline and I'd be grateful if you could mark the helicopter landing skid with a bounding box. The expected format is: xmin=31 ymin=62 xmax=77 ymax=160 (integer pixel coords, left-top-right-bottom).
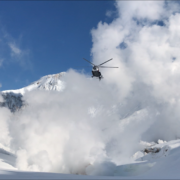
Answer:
xmin=91 ymin=75 xmax=102 ymax=80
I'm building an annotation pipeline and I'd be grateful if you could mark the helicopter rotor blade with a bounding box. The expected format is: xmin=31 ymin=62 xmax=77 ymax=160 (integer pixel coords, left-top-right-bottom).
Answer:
xmin=98 ymin=66 xmax=119 ymax=68
xmin=98 ymin=58 xmax=113 ymax=66
xmin=72 ymin=66 xmax=92 ymax=68
xmin=83 ymin=58 xmax=96 ymax=66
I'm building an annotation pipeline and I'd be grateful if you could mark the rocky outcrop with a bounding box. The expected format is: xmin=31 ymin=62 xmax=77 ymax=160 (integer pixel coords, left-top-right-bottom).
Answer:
xmin=0 ymin=92 xmax=24 ymax=112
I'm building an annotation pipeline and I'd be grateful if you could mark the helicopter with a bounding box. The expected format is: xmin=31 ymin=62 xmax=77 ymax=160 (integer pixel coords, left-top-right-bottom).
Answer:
xmin=83 ymin=58 xmax=119 ymax=80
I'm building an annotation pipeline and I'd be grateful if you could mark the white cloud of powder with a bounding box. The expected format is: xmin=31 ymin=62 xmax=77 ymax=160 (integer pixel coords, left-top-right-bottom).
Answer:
xmin=5 ymin=70 xmax=155 ymax=174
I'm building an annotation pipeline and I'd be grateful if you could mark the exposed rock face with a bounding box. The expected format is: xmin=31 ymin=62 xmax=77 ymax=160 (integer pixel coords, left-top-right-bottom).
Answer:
xmin=0 ymin=92 xmax=24 ymax=112
xmin=144 ymin=147 xmax=160 ymax=154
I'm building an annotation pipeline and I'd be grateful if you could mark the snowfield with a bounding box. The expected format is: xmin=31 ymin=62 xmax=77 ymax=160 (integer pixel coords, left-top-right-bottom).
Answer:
xmin=0 ymin=139 xmax=180 ymax=178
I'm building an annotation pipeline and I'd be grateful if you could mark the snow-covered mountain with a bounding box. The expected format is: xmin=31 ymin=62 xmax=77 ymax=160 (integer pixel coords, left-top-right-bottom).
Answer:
xmin=3 ymin=72 xmax=65 ymax=95
xmin=0 ymin=72 xmax=65 ymax=112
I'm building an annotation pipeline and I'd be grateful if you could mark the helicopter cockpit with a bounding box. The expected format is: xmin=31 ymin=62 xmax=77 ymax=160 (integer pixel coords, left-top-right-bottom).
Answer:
xmin=92 ymin=66 xmax=99 ymax=71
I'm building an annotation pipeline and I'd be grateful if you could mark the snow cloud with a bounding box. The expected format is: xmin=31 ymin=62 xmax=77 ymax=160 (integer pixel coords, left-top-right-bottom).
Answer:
xmin=6 ymin=70 xmax=155 ymax=175
xmin=0 ymin=106 xmax=12 ymax=152
xmin=91 ymin=1 xmax=180 ymax=99
xmin=1 ymin=0 xmax=180 ymax=176
xmin=90 ymin=0 xmax=180 ymax=142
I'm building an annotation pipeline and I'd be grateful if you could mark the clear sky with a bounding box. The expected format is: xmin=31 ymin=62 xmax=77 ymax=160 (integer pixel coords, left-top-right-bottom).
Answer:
xmin=0 ymin=1 xmax=116 ymax=91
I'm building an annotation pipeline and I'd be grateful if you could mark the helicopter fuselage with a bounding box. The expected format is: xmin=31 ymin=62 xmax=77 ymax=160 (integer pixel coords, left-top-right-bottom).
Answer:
xmin=92 ymin=67 xmax=102 ymax=80
xmin=82 ymin=58 xmax=118 ymax=80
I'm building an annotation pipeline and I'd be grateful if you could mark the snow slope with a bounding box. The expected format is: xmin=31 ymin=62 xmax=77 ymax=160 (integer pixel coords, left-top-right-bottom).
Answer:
xmin=115 ymin=139 xmax=180 ymax=179
xmin=1 ymin=139 xmax=180 ymax=179
xmin=3 ymin=72 xmax=65 ymax=95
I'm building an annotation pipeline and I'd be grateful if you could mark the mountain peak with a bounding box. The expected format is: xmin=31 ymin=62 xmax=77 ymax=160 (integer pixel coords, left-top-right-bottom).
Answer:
xmin=30 ymin=72 xmax=66 ymax=92
xmin=3 ymin=72 xmax=66 ymax=95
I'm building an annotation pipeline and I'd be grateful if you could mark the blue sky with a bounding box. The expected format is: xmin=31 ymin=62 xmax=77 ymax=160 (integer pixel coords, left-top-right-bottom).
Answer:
xmin=0 ymin=1 xmax=116 ymax=91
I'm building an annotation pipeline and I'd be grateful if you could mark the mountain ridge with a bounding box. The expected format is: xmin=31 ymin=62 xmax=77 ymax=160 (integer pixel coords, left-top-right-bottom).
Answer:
xmin=3 ymin=72 xmax=66 ymax=95
xmin=0 ymin=72 xmax=65 ymax=112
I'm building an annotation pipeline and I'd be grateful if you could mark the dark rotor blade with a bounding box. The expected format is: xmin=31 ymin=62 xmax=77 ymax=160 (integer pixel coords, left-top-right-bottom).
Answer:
xmin=99 ymin=66 xmax=119 ymax=68
xmin=72 ymin=66 xmax=92 ymax=68
xmin=83 ymin=58 xmax=96 ymax=66
xmin=98 ymin=58 xmax=113 ymax=66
